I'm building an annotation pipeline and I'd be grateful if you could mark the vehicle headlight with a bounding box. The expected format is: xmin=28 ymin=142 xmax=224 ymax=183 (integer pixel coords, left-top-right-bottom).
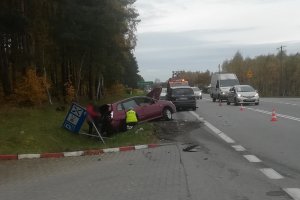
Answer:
xmin=255 ymin=93 xmax=259 ymax=97
xmin=237 ymin=94 xmax=241 ymax=97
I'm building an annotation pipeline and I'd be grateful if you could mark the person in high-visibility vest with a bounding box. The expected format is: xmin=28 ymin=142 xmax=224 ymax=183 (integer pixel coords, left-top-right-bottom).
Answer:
xmin=126 ymin=107 xmax=138 ymax=130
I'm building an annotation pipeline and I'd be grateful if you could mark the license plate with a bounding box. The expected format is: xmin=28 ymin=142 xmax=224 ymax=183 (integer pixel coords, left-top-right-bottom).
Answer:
xmin=179 ymin=97 xmax=188 ymax=100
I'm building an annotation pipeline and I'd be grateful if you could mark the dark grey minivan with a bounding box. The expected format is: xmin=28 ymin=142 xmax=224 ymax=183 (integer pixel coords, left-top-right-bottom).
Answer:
xmin=167 ymin=86 xmax=197 ymax=110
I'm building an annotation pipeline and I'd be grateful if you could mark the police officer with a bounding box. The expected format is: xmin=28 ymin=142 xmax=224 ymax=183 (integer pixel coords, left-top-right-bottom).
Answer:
xmin=126 ymin=107 xmax=138 ymax=130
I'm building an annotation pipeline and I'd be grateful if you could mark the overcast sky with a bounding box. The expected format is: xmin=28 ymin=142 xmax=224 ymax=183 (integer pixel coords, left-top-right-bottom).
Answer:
xmin=134 ymin=0 xmax=300 ymax=82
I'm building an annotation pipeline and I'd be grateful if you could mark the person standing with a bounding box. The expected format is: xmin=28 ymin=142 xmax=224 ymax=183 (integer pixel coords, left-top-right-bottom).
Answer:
xmin=125 ymin=107 xmax=138 ymax=130
xmin=86 ymin=103 xmax=101 ymax=135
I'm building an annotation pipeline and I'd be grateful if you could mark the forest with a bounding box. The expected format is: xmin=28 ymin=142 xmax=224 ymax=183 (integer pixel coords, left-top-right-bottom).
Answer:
xmin=0 ymin=0 xmax=141 ymax=105
xmin=222 ymin=51 xmax=300 ymax=97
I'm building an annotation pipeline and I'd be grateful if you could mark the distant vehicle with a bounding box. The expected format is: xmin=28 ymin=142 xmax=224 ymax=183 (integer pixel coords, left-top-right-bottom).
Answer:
xmin=210 ymin=73 xmax=240 ymax=102
xmin=227 ymin=85 xmax=259 ymax=105
xmin=166 ymin=86 xmax=197 ymax=110
xmin=109 ymin=87 xmax=176 ymax=132
xmin=159 ymin=88 xmax=167 ymax=100
xmin=191 ymin=87 xmax=202 ymax=99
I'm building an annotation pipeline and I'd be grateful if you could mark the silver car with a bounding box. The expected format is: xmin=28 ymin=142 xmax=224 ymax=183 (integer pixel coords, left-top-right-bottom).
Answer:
xmin=227 ymin=85 xmax=259 ymax=105
xmin=191 ymin=87 xmax=202 ymax=100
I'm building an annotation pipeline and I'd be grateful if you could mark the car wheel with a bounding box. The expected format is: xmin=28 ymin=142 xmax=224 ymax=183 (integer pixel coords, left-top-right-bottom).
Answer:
xmin=255 ymin=102 xmax=259 ymax=105
xmin=163 ymin=107 xmax=172 ymax=120
xmin=227 ymin=101 xmax=230 ymax=105
xmin=213 ymin=98 xmax=216 ymax=102
xmin=200 ymin=97 xmax=202 ymax=99
xmin=192 ymin=107 xmax=196 ymax=111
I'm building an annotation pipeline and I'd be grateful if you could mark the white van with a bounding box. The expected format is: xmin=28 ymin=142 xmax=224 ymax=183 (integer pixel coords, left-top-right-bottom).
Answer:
xmin=210 ymin=73 xmax=239 ymax=102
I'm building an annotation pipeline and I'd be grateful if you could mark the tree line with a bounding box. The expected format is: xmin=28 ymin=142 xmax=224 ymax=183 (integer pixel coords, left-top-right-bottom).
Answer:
xmin=0 ymin=0 xmax=141 ymax=104
xmin=222 ymin=51 xmax=300 ymax=97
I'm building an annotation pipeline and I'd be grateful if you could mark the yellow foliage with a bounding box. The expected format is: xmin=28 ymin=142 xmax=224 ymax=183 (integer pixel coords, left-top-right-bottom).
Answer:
xmin=107 ymin=83 xmax=125 ymax=96
xmin=64 ymin=80 xmax=75 ymax=103
xmin=15 ymin=69 xmax=51 ymax=106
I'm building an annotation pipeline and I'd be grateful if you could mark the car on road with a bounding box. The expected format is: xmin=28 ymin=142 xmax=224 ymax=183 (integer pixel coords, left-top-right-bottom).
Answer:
xmin=227 ymin=85 xmax=259 ymax=105
xmin=109 ymin=88 xmax=176 ymax=132
xmin=166 ymin=86 xmax=197 ymax=110
xmin=191 ymin=87 xmax=202 ymax=99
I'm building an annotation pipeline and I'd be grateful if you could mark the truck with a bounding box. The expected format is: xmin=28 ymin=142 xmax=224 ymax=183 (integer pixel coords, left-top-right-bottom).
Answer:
xmin=210 ymin=73 xmax=240 ymax=102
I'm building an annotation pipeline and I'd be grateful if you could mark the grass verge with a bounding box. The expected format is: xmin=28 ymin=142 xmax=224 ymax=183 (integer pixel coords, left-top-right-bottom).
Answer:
xmin=0 ymin=94 xmax=157 ymax=154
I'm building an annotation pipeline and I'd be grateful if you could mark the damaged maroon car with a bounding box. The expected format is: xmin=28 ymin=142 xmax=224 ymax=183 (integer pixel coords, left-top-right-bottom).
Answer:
xmin=108 ymin=87 xmax=176 ymax=132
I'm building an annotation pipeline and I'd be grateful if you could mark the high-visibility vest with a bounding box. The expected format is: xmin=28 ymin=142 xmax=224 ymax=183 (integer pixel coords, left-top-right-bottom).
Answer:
xmin=126 ymin=110 xmax=138 ymax=123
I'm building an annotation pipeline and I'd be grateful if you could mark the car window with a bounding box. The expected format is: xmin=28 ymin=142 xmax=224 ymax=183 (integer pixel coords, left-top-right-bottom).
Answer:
xmin=135 ymin=97 xmax=153 ymax=106
xmin=117 ymin=103 xmax=123 ymax=111
xmin=236 ymin=86 xmax=255 ymax=92
xmin=220 ymin=79 xmax=239 ymax=87
xmin=122 ymin=99 xmax=138 ymax=110
xmin=173 ymin=88 xmax=194 ymax=95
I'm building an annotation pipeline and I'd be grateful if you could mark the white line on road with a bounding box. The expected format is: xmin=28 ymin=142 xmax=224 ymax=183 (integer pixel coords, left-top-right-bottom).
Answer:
xmin=243 ymin=155 xmax=262 ymax=162
xmin=259 ymin=168 xmax=284 ymax=179
xmin=218 ymin=132 xmax=235 ymax=143
xmin=246 ymin=108 xmax=300 ymax=122
xmin=231 ymin=145 xmax=246 ymax=151
xmin=260 ymin=100 xmax=300 ymax=107
xmin=283 ymin=188 xmax=300 ymax=200
xmin=190 ymin=111 xmax=235 ymax=144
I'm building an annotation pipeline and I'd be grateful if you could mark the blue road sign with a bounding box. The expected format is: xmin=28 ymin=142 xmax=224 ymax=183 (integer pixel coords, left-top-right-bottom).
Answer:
xmin=63 ymin=103 xmax=87 ymax=133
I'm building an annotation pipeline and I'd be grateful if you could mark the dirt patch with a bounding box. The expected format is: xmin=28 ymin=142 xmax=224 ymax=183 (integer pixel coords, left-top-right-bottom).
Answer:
xmin=153 ymin=120 xmax=203 ymax=143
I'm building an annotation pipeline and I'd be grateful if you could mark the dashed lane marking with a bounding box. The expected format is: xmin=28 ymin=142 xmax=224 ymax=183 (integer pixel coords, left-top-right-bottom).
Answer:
xmin=218 ymin=132 xmax=235 ymax=143
xmin=247 ymin=108 xmax=300 ymax=122
xmin=259 ymin=168 xmax=284 ymax=179
xmin=243 ymin=155 xmax=262 ymax=163
xmin=283 ymin=188 xmax=300 ymax=200
xmin=232 ymin=145 xmax=246 ymax=151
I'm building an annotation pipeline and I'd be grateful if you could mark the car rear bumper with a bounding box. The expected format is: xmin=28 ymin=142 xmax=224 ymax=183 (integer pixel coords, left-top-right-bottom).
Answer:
xmin=173 ymin=101 xmax=196 ymax=108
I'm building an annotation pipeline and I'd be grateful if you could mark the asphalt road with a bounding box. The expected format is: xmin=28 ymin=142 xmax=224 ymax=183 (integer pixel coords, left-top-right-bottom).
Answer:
xmin=1 ymin=95 xmax=300 ymax=200
xmin=198 ymin=94 xmax=300 ymax=178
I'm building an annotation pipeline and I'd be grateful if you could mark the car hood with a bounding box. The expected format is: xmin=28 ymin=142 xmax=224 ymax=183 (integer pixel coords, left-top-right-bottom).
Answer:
xmin=146 ymin=87 xmax=162 ymax=100
xmin=237 ymin=91 xmax=257 ymax=96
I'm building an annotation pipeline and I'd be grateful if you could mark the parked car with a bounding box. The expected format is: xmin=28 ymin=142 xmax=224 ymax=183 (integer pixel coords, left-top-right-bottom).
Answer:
xmin=166 ymin=86 xmax=197 ymax=110
xmin=227 ymin=85 xmax=259 ymax=105
xmin=159 ymin=88 xmax=167 ymax=100
xmin=108 ymin=88 xmax=176 ymax=132
xmin=191 ymin=87 xmax=202 ymax=99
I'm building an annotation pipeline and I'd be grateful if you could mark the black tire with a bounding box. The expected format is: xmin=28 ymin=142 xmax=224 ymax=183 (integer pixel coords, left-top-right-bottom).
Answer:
xmin=163 ymin=107 xmax=172 ymax=120
xmin=213 ymin=98 xmax=216 ymax=102
xmin=192 ymin=107 xmax=196 ymax=111
xmin=227 ymin=101 xmax=230 ymax=105
xmin=255 ymin=102 xmax=259 ymax=105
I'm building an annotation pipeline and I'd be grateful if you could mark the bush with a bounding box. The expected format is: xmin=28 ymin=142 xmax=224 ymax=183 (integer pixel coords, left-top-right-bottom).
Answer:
xmin=64 ymin=80 xmax=75 ymax=103
xmin=106 ymin=83 xmax=125 ymax=96
xmin=15 ymin=69 xmax=50 ymax=106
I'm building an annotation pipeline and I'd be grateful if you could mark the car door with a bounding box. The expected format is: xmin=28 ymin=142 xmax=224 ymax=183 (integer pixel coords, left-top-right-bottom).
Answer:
xmin=134 ymin=97 xmax=161 ymax=121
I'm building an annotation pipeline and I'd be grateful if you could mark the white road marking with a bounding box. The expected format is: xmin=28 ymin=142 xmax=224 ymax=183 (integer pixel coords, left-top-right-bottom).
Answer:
xmin=190 ymin=111 xmax=235 ymax=143
xmin=247 ymin=108 xmax=300 ymax=122
xmin=283 ymin=188 xmax=300 ymax=200
xmin=261 ymin=100 xmax=300 ymax=107
xmin=243 ymin=155 xmax=262 ymax=162
xmin=259 ymin=168 xmax=284 ymax=179
xmin=232 ymin=145 xmax=246 ymax=151
xmin=218 ymin=132 xmax=235 ymax=143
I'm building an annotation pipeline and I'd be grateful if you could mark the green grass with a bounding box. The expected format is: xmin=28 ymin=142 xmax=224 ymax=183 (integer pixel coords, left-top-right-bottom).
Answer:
xmin=0 ymin=92 xmax=157 ymax=154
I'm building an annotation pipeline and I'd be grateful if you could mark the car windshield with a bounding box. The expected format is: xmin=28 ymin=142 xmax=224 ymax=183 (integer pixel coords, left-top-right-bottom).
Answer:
xmin=173 ymin=88 xmax=194 ymax=95
xmin=236 ymin=86 xmax=255 ymax=92
xmin=220 ymin=79 xmax=239 ymax=87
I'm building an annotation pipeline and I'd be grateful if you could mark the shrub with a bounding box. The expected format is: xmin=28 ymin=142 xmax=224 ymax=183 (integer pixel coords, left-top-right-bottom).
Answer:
xmin=15 ymin=69 xmax=50 ymax=106
xmin=106 ymin=83 xmax=125 ymax=96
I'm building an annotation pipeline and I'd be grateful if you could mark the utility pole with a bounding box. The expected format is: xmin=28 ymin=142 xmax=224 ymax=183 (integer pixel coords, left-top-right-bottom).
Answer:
xmin=277 ymin=45 xmax=286 ymax=96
